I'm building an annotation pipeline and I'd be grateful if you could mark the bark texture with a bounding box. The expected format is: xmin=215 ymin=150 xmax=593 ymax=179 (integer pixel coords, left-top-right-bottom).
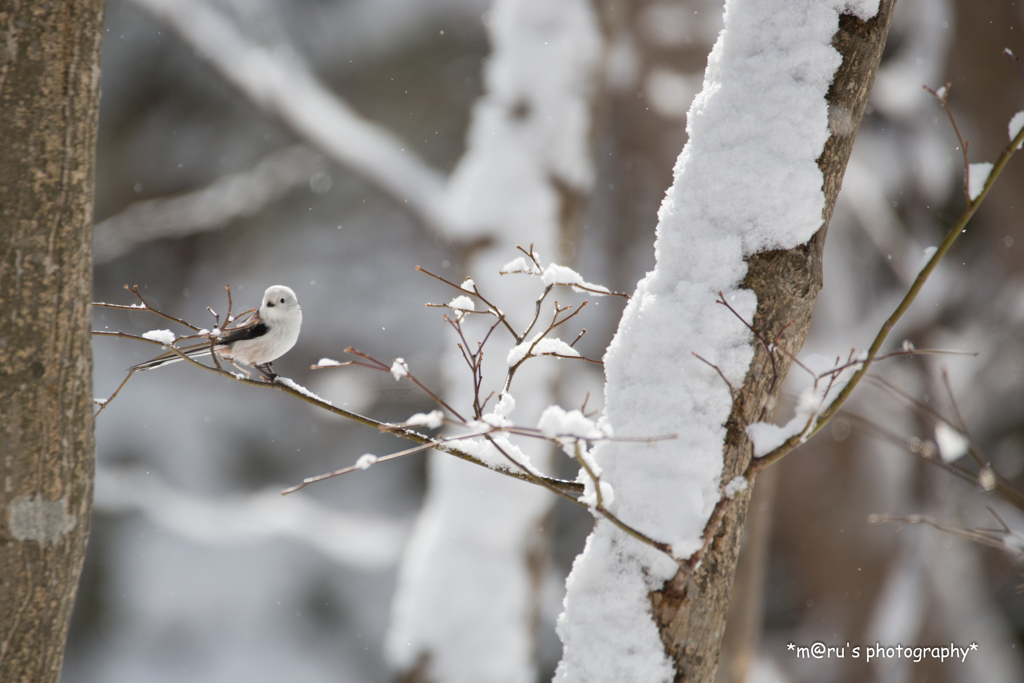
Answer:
xmin=0 ymin=2 xmax=104 ymax=681
xmin=649 ymin=2 xmax=897 ymax=681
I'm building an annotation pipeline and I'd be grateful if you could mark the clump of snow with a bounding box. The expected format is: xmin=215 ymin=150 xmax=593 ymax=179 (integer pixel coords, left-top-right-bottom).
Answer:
xmin=499 ymin=256 xmax=542 ymax=275
xmin=317 ymin=358 xmax=343 ymax=367
xmin=533 ymin=338 xmax=579 ymax=358
xmin=93 ymin=398 xmax=108 ymax=406
xmin=355 ymin=454 xmax=378 ymax=470
xmin=460 ymin=278 xmax=476 ymax=292
xmin=978 ymin=466 xmax=996 ymax=492
xmin=403 ymin=410 xmax=445 ymax=429
xmin=142 ymin=329 xmax=176 ymax=344
xmin=479 ymin=412 xmax=513 ymax=430
xmin=541 ymin=263 xmax=612 ymax=295
xmin=723 ymin=475 xmax=748 ymax=499
xmin=537 ymin=405 xmax=608 ymax=443
xmin=390 ymin=358 xmax=409 ymax=380
xmin=577 ymin=479 xmax=614 ymax=509
xmin=1009 ymin=111 xmax=1024 ymax=149
xmin=492 ymin=391 xmax=515 ymax=419
xmin=919 ymin=245 xmax=937 ymax=270
xmin=934 ymin=421 xmax=969 ymax=463
xmin=507 ymin=336 xmax=580 ymax=367
xmin=448 ymin=295 xmax=475 ymax=321
xmin=968 ymin=162 xmax=993 ymax=201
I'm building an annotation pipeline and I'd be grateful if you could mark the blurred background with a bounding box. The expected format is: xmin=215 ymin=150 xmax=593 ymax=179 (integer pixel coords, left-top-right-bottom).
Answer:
xmin=75 ymin=0 xmax=1024 ymax=681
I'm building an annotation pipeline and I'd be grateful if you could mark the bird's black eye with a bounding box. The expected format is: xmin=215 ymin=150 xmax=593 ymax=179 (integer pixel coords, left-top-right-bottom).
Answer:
xmin=279 ymin=297 xmax=285 ymax=303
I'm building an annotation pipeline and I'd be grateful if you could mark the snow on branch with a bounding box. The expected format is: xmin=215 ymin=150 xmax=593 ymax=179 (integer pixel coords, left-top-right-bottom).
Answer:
xmin=128 ymin=0 xmax=451 ymax=231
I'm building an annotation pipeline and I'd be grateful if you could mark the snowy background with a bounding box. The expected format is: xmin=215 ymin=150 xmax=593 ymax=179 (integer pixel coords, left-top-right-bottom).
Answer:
xmin=72 ymin=0 xmax=1024 ymax=681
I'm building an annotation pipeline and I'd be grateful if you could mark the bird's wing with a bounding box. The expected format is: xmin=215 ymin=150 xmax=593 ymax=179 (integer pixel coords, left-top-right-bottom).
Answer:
xmin=215 ymin=320 xmax=269 ymax=345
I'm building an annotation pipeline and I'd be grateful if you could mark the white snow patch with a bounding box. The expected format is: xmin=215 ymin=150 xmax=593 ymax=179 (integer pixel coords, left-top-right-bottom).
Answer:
xmin=277 ymin=376 xmax=332 ymax=405
xmin=968 ymin=162 xmax=993 ymax=201
xmin=577 ymin=479 xmax=615 ymax=509
xmin=317 ymin=357 xmax=343 ymax=367
xmin=460 ymin=278 xmax=476 ymax=292
xmin=355 ymin=453 xmax=378 ymax=470
xmin=142 ymin=329 xmax=176 ymax=344
xmin=920 ymin=245 xmax=938 ymax=270
xmin=404 ymin=410 xmax=445 ymax=429
xmin=724 ymin=475 xmax=748 ymax=498
xmin=507 ymin=335 xmax=578 ymax=367
xmin=448 ymin=295 xmax=475 ymax=320
xmin=1009 ymin=111 xmax=1024 ymax=149
xmin=390 ymin=358 xmax=409 ymax=380
xmin=541 ymin=263 xmax=612 ymax=295
xmin=533 ymin=337 xmax=579 ymax=358
xmin=493 ymin=391 xmax=516 ymax=419
xmin=537 ymin=405 xmax=608 ymax=442
xmin=499 ymin=256 xmax=542 ymax=275
xmin=935 ymin=421 xmax=969 ymax=463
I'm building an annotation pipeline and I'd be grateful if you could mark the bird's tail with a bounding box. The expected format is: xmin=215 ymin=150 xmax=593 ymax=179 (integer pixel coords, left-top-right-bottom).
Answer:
xmin=131 ymin=341 xmax=223 ymax=372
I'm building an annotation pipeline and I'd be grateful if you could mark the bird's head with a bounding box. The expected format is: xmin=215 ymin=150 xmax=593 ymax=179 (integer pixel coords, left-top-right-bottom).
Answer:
xmin=260 ymin=285 xmax=301 ymax=321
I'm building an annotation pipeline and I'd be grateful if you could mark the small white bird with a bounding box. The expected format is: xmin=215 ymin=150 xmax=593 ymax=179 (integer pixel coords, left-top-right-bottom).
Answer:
xmin=133 ymin=285 xmax=302 ymax=376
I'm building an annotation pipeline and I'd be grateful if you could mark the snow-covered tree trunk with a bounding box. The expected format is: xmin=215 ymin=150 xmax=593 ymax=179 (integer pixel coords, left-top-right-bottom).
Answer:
xmin=555 ymin=1 xmax=896 ymax=681
xmin=0 ymin=2 xmax=104 ymax=681
xmin=385 ymin=2 xmax=603 ymax=682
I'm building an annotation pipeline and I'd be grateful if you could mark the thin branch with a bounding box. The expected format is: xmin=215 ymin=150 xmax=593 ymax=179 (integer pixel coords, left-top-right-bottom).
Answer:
xmin=416 ymin=266 xmax=519 ymax=341
xmin=344 ymin=347 xmax=468 ymax=424
xmin=123 ymin=285 xmax=202 ymax=331
xmin=869 ymin=509 xmax=1024 ymax=557
xmin=839 ymin=410 xmax=1024 ymax=511
xmin=282 ymin=430 xmax=490 ymax=494
xmin=692 ymin=352 xmax=737 ymax=402
xmin=924 ymin=83 xmax=971 ymax=204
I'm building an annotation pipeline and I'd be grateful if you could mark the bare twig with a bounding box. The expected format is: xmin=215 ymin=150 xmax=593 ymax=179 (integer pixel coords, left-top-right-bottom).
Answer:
xmin=716 ymin=292 xmax=782 ymax=394
xmin=924 ymin=83 xmax=972 ymax=203
xmin=869 ymin=508 xmax=1024 ymax=558
xmin=417 ymin=265 xmax=520 ymax=341
xmin=125 ymin=285 xmax=202 ymax=331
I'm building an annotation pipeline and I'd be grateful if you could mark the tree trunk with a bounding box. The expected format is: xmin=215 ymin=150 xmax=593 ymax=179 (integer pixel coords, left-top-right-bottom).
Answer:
xmin=0 ymin=2 xmax=104 ymax=681
xmin=649 ymin=1 xmax=897 ymax=680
